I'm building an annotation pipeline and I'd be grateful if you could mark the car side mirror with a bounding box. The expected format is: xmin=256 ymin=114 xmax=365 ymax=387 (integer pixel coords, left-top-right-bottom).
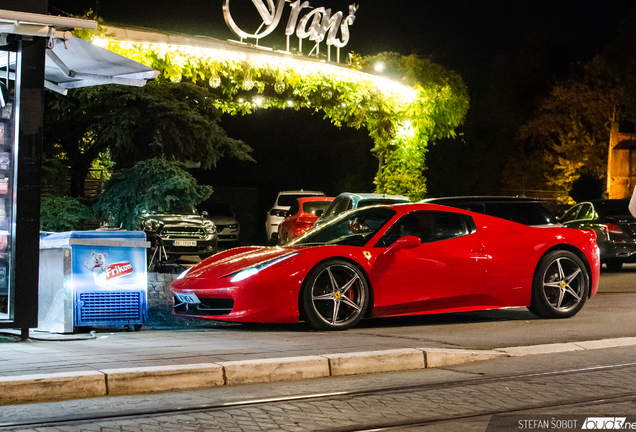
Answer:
xmin=201 ymin=211 xmax=208 ymax=217
xmin=383 ymin=235 xmax=421 ymax=256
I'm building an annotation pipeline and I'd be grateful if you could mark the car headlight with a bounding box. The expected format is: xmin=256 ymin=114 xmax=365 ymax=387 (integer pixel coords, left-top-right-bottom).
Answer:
xmin=203 ymin=220 xmax=216 ymax=234
xmin=176 ymin=266 xmax=193 ymax=280
xmin=143 ymin=219 xmax=161 ymax=232
xmin=228 ymin=252 xmax=298 ymax=282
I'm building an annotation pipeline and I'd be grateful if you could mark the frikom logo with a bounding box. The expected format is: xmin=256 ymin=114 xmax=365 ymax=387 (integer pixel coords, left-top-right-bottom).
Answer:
xmin=104 ymin=261 xmax=134 ymax=281
xmin=582 ymin=418 xmax=627 ymax=429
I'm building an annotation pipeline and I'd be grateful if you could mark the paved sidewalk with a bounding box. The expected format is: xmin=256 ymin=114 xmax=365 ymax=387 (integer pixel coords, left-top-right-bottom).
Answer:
xmin=1 ymin=321 xmax=636 ymax=406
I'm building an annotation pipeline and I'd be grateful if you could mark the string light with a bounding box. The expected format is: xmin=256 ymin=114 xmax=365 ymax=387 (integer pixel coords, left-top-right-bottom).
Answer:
xmin=209 ymin=74 xmax=221 ymax=88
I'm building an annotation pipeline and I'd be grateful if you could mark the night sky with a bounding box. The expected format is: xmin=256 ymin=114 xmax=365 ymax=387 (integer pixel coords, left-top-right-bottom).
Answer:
xmin=49 ymin=0 xmax=636 ymax=80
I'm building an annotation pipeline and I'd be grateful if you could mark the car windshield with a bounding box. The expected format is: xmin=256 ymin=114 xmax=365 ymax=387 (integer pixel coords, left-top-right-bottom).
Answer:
xmin=288 ymin=207 xmax=396 ymax=247
xmin=277 ymin=194 xmax=322 ymax=207
xmin=303 ymin=201 xmax=332 ymax=215
xmin=202 ymin=203 xmax=234 ymax=216
xmin=146 ymin=204 xmax=197 ymax=215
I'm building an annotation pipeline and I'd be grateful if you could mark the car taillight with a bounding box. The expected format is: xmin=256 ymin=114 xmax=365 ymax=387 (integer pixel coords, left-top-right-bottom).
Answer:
xmin=294 ymin=218 xmax=315 ymax=228
xmin=603 ymin=223 xmax=623 ymax=235
xmin=270 ymin=209 xmax=287 ymax=217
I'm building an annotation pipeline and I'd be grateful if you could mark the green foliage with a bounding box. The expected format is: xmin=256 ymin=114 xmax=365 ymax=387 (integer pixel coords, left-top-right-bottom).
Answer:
xmin=101 ymin=39 xmax=469 ymax=199
xmin=94 ymin=158 xmax=213 ymax=230
xmin=506 ymin=57 xmax=623 ymax=203
xmin=41 ymin=157 xmax=69 ymax=195
xmin=89 ymin=148 xmax=114 ymax=181
xmin=354 ymin=53 xmax=469 ymax=200
xmin=44 ymin=81 xmax=252 ymax=196
xmin=70 ymin=9 xmax=106 ymax=41
xmin=40 ymin=195 xmax=95 ymax=232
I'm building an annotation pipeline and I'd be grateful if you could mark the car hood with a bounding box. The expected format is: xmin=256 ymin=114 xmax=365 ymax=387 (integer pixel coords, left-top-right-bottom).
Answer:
xmin=206 ymin=215 xmax=237 ymax=225
xmin=185 ymin=246 xmax=300 ymax=279
xmin=142 ymin=214 xmax=206 ymax=226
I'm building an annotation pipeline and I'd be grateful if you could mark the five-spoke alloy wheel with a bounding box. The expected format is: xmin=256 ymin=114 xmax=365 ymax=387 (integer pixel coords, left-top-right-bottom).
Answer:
xmin=529 ymin=250 xmax=590 ymax=318
xmin=301 ymin=260 xmax=369 ymax=330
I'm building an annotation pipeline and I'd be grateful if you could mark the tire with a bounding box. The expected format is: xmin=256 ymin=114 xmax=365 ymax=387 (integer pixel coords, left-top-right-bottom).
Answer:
xmin=605 ymin=261 xmax=624 ymax=272
xmin=301 ymin=260 xmax=369 ymax=330
xmin=528 ymin=250 xmax=589 ymax=319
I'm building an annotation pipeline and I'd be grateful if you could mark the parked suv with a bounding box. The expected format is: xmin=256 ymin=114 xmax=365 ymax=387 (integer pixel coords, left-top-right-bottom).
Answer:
xmin=421 ymin=196 xmax=560 ymax=227
xmin=266 ymin=190 xmax=325 ymax=242
xmin=198 ymin=202 xmax=240 ymax=243
xmin=560 ymin=199 xmax=636 ymax=271
xmin=140 ymin=205 xmax=218 ymax=261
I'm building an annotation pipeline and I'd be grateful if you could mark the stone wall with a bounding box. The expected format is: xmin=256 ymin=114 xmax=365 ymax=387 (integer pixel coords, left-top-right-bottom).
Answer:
xmin=145 ymin=272 xmax=225 ymax=328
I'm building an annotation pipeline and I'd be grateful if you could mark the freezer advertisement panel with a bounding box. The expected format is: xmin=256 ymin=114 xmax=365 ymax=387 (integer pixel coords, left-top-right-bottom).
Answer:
xmin=74 ymin=245 xmax=146 ymax=291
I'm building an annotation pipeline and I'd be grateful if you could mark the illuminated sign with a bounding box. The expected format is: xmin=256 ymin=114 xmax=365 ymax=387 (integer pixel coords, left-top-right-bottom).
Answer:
xmin=223 ymin=0 xmax=358 ymax=59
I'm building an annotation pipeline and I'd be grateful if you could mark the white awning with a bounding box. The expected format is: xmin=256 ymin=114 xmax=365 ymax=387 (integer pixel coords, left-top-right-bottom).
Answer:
xmin=0 ymin=9 xmax=158 ymax=95
xmin=44 ymin=37 xmax=159 ymax=94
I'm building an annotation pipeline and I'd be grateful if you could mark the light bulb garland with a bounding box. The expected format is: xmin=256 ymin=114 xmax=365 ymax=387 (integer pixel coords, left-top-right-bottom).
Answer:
xmin=91 ymin=37 xmax=469 ymax=201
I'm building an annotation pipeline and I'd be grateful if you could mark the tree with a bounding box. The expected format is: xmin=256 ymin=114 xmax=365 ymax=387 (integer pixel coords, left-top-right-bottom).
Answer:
xmin=93 ymin=158 xmax=213 ymax=230
xmin=352 ymin=53 xmax=470 ymax=199
xmin=40 ymin=195 xmax=95 ymax=232
xmin=503 ymin=57 xmax=624 ymax=202
xmin=44 ymin=81 xmax=253 ymax=197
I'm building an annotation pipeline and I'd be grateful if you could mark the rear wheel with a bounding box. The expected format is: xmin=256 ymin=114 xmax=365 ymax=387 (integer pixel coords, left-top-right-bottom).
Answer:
xmin=529 ymin=250 xmax=589 ymax=318
xmin=301 ymin=260 xmax=369 ymax=330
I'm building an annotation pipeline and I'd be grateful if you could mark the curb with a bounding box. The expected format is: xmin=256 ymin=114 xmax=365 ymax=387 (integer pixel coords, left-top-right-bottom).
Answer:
xmin=1 ymin=337 xmax=634 ymax=406
xmin=0 ymin=347 xmax=503 ymax=406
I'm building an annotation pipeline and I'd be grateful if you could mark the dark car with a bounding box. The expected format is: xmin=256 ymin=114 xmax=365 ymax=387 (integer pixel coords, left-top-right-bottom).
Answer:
xmin=198 ymin=202 xmax=240 ymax=243
xmin=559 ymin=199 xmax=636 ymax=271
xmin=420 ymin=196 xmax=560 ymax=227
xmin=140 ymin=205 xmax=218 ymax=261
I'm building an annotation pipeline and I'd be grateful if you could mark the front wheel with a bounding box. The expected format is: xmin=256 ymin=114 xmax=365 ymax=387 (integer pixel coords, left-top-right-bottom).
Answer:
xmin=528 ymin=250 xmax=589 ymax=318
xmin=301 ymin=260 xmax=369 ymax=330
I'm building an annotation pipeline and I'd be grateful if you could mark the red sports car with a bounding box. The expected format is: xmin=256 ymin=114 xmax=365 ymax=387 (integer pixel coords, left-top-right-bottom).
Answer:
xmin=277 ymin=197 xmax=335 ymax=245
xmin=172 ymin=203 xmax=600 ymax=330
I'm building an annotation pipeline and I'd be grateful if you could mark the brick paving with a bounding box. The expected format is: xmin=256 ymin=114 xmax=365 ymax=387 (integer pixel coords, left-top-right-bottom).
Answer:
xmin=4 ymin=364 xmax=636 ymax=431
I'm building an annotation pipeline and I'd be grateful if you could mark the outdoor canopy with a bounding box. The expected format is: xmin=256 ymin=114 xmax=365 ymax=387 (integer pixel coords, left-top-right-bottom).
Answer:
xmin=44 ymin=37 xmax=159 ymax=95
xmin=0 ymin=8 xmax=158 ymax=95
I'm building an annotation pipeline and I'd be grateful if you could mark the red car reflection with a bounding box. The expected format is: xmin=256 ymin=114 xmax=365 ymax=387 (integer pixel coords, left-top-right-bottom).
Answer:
xmin=277 ymin=197 xmax=335 ymax=245
xmin=172 ymin=203 xmax=600 ymax=331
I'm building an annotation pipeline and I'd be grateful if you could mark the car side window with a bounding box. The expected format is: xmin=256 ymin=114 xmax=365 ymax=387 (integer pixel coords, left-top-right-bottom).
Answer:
xmin=288 ymin=200 xmax=300 ymax=217
xmin=324 ymin=197 xmax=342 ymax=218
xmin=578 ymin=203 xmax=594 ymax=220
xmin=376 ymin=211 xmax=474 ymax=248
xmin=333 ymin=198 xmax=351 ymax=216
xmin=560 ymin=205 xmax=581 ymax=223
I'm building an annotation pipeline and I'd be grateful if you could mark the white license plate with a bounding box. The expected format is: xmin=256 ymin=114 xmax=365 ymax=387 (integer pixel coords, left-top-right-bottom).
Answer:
xmin=174 ymin=240 xmax=197 ymax=247
xmin=175 ymin=292 xmax=200 ymax=304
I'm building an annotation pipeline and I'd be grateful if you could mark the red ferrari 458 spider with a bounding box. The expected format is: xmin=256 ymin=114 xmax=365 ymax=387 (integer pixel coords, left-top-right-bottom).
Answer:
xmin=172 ymin=203 xmax=600 ymax=330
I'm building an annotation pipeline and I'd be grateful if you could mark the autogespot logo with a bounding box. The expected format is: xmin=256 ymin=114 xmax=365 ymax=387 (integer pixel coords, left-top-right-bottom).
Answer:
xmin=582 ymin=418 xmax=629 ymax=430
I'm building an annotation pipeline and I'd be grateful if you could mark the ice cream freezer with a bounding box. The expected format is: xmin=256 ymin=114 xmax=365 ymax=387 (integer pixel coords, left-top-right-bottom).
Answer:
xmin=38 ymin=231 xmax=150 ymax=333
